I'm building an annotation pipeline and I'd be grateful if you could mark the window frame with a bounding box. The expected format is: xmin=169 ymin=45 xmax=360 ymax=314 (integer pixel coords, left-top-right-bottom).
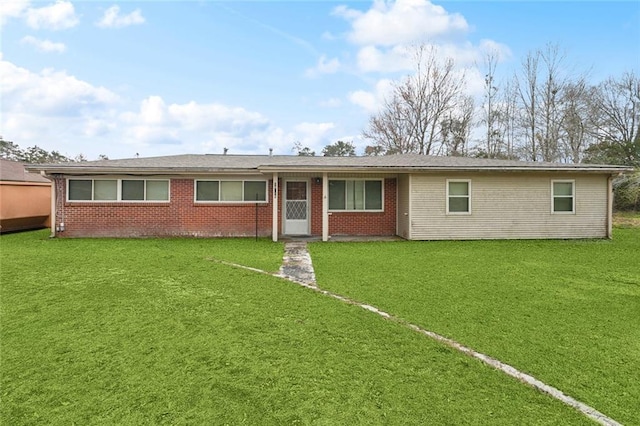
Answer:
xmin=194 ymin=179 xmax=269 ymax=203
xmin=327 ymin=178 xmax=384 ymax=212
xmin=551 ymin=179 xmax=575 ymax=214
xmin=446 ymin=179 xmax=472 ymax=215
xmin=67 ymin=178 xmax=170 ymax=202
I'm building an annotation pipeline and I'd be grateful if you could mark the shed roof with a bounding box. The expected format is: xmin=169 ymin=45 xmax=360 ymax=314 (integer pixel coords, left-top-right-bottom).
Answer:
xmin=1 ymin=159 xmax=51 ymax=183
xmin=25 ymin=153 xmax=633 ymax=175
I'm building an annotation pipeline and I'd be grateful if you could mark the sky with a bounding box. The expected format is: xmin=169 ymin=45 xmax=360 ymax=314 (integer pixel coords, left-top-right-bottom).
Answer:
xmin=1 ymin=0 xmax=639 ymax=160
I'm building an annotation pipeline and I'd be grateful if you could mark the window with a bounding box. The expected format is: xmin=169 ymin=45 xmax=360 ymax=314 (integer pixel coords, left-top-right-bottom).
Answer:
xmin=195 ymin=180 xmax=267 ymax=202
xmin=447 ymin=180 xmax=471 ymax=214
xmin=67 ymin=179 xmax=169 ymax=202
xmin=328 ymin=179 xmax=383 ymax=211
xmin=552 ymin=180 xmax=575 ymax=213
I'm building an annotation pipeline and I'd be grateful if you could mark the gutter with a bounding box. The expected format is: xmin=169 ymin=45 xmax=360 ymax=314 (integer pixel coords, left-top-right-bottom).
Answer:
xmin=25 ymin=165 xmax=634 ymax=176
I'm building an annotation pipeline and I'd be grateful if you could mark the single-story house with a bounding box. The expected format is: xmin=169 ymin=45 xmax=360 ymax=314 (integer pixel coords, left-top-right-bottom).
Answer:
xmin=1 ymin=158 xmax=51 ymax=233
xmin=26 ymin=154 xmax=631 ymax=240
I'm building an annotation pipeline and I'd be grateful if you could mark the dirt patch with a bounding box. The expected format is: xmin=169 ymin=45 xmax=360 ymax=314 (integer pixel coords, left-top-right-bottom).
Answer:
xmin=613 ymin=212 xmax=640 ymax=228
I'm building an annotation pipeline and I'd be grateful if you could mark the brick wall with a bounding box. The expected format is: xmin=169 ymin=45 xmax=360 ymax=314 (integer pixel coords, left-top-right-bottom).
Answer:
xmin=325 ymin=178 xmax=397 ymax=236
xmin=56 ymin=178 xmax=273 ymax=238
xmin=54 ymin=177 xmax=397 ymax=238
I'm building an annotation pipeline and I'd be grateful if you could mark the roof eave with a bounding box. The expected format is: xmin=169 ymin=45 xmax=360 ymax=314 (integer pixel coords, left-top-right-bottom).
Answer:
xmin=257 ymin=165 xmax=633 ymax=174
xmin=25 ymin=164 xmax=633 ymax=175
xmin=24 ymin=166 xmax=263 ymax=175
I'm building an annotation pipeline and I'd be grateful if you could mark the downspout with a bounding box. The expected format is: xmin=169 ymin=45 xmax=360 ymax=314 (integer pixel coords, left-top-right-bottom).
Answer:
xmin=45 ymin=172 xmax=56 ymax=238
xmin=322 ymin=172 xmax=328 ymax=241
xmin=272 ymin=172 xmax=278 ymax=242
xmin=606 ymin=174 xmax=613 ymax=239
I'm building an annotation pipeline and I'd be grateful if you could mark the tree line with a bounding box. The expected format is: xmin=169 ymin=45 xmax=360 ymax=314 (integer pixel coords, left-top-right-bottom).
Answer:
xmin=361 ymin=43 xmax=638 ymax=169
xmin=0 ymin=138 xmax=108 ymax=163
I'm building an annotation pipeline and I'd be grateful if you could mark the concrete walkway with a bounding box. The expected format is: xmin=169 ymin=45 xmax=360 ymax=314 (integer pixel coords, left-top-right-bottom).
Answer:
xmin=277 ymin=241 xmax=317 ymax=288
xmin=272 ymin=241 xmax=621 ymax=426
xmin=209 ymin=242 xmax=620 ymax=426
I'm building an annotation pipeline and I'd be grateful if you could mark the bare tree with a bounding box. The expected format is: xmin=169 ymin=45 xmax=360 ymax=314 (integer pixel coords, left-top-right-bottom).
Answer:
xmin=362 ymin=44 xmax=467 ymax=155
xmin=587 ymin=71 xmax=640 ymax=166
xmin=512 ymin=44 xmax=586 ymax=162
xmin=482 ymin=52 xmax=501 ymax=157
xmin=362 ymin=91 xmax=417 ymax=154
xmin=558 ymin=79 xmax=594 ymax=163
xmin=537 ymin=44 xmax=566 ymax=162
xmin=441 ymin=95 xmax=474 ymax=156
xmin=498 ymin=76 xmax=520 ymax=159
xmin=516 ymin=50 xmax=541 ymax=161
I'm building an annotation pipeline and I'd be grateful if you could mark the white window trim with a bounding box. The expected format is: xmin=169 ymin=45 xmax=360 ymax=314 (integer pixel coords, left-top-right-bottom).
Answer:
xmin=446 ymin=179 xmax=472 ymax=215
xmin=551 ymin=179 xmax=576 ymax=214
xmin=67 ymin=178 xmax=170 ymax=203
xmin=327 ymin=178 xmax=384 ymax=212
xmin=194 ymin=179 xmax=269 ymax=204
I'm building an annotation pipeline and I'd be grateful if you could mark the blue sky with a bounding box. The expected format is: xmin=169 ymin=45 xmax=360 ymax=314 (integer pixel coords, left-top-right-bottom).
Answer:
xmin=1 ymin=0 xmax=639 ymax=159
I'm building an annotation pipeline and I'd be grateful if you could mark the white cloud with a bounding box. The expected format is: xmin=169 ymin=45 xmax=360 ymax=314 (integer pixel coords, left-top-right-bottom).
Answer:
xmin=348 ymin=79 xmax=395 ymax=113
xmin=356 ymin=45 xmax=413 ymax=73
xmin=305 ymin=55 xmax=341 ymax=78
xmin=319 ymin=97 xmax=342 ymax=108
xmin=26 ymin=0 xmax=78 ymax=30
xmin=0 ymin=0 xmax=30 ymax=26
xmin=1 ymin=58 xmax=118 ymax=116
xmin=21 ymin=35 xmax=66 ymax=53
xmin=0 ymin=56 xmax=121 ymax=157
xmin=120 ymin=96 xmax=276 ymax=150
xmin=334 ymin=0 xmax=468 ymax=46
xmin=478 ymin=39 xmax=512 ymax=62
xmin=291 ymin=122 xmax=336 ymax=149
xmin=96 ymin=5 xmax=145 ymax=29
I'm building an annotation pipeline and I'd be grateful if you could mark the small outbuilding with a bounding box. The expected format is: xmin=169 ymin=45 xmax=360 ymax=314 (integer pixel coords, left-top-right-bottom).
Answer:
xmin=1 ymin=159 xmax=51 ymax=233
xmin=26 ymin=154 xmax=631 ymax=240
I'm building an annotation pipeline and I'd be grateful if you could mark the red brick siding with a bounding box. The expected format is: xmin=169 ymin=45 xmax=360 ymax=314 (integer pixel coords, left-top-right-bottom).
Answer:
xmin=54 ymin=176 xmax=397 ymax=238
xmin=324 ymin=178 xmax=396 ymax=236
xmin=57 ymin=178 xmax=273 ymax=238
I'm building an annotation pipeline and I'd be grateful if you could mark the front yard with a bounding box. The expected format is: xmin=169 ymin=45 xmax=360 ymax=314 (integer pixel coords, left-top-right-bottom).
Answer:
xmin=310 ymin=228 xmax=640 ymax=425
xmin=2 ymin=229 xmax=637 ymax=424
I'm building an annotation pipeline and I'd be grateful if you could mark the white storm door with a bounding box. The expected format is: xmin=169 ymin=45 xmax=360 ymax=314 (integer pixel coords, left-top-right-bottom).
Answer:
xmin=284 ymin=180 xmax=309 ymax=235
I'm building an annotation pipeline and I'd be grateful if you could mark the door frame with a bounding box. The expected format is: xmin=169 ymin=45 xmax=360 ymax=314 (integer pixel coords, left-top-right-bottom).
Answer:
xmin=282 ymin=178 xmax=310 ymax=235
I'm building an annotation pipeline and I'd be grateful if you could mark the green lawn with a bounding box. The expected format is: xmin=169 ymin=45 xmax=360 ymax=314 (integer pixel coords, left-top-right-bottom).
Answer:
xmin=1 ymin=231 xmax=595 ymax=425
xmin=310 ymin=229 xmax=640 ymax=425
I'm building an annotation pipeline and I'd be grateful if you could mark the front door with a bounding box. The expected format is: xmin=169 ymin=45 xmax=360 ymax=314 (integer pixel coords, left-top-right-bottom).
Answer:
xmin=283 ymin=180 xmax=309 ymax=235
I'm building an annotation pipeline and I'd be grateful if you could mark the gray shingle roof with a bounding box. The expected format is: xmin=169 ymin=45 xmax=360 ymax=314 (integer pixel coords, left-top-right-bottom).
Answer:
xmin=25 ymin=153 xmax=632 ymax=174
xmin=1 ymin=159 xmax=51 ymax=182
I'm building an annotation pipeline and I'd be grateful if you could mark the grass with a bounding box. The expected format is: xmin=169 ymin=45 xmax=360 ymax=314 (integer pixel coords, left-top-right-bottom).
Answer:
xmin=309 ymin=229 xmax=640 ymax=425
xmin=0 ymin=231 xmax=595 ymax=424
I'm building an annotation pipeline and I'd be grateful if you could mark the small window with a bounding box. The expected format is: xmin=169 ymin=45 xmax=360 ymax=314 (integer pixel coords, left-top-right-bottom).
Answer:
xmin=195 ymin=180 xmax=268 ymax=203
xmin=244 ymin=181 xmax=267 ymax=202
xmin=328 ymin=179 xmax=383 ymax=211
xmin=94 ymin=180 xmax=117 ymax=201
xmin=220 ymin=181 xmax=242 ymax=201
xmin=447 ymin=180 xmax=471 ymax=214
xmin=122 ymin=180 xmax=145 ymax=201
xmin=196 ymin=181 xmax=219 ymax=201
xmin=69 ymin=180 xmax=92 ymax=201
xmin=552 ymin=180 xmax=575 ymax=213
xmin=146 ymin=180 xmax=169 ymax=201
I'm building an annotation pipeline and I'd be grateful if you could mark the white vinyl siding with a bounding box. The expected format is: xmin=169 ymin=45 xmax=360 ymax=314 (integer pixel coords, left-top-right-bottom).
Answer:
xmin=195 ymin=180 xmax=267 ymax=203
xmin=68 ymin=179 xmax=169 ymax=202
xmin=408 ymin=173 xmax=607 ymax=240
